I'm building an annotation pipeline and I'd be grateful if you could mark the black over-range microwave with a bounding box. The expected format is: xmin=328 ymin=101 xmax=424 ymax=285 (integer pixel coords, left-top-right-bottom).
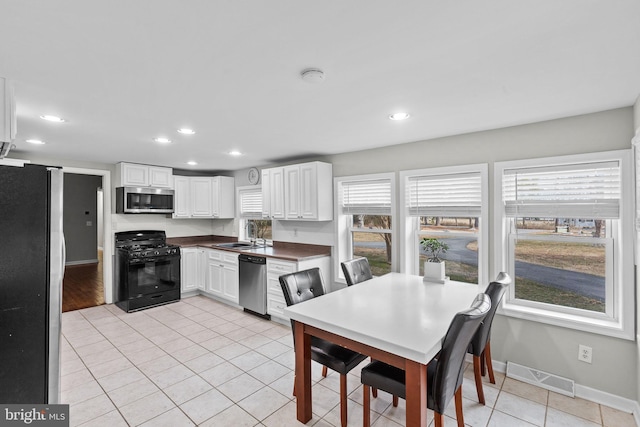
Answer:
xmin=116 ymin=186 xmax=175 ymax=214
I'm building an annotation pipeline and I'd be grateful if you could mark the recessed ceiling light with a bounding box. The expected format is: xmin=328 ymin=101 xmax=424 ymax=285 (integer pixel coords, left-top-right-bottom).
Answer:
xmin=26 ymin=139 xmax=46 ymax=145
xmin=40 ymin=115 xmax=65 ymax=123
xmin=389 ymin=112 xmax=410 ymax=121
xmin=154 ymin=137 xmax=172 ymax=144
xmin=177 ymin=128 xmax=195 ymax=135
xmin=187 ymin=161 xmax=198 ymax=166
xmin=228 ymin=150 xmax=242 ymax=156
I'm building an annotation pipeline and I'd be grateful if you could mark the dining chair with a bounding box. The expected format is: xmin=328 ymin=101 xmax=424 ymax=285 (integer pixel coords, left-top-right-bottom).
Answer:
xmin=469 ymin=272 xmax=511 ymax=404
xmin=341 ymin=257 xmax=373 ymax=286
xmin=360 ymin=293 xmax=491 ymax=427
xmin=279 ymin=268 xmax=368 ymax=427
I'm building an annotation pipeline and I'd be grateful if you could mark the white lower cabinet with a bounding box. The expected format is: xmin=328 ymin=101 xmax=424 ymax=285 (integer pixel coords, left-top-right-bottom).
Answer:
xmin=182 ymin=246 xmax=327 ymax=316
xmin=266 ymin=256 xmax=330 ymax=322
xmin=204 ymin=249 xmax=239 ymax=304
xmin=180 ymin=247 xmax=204 ymax=294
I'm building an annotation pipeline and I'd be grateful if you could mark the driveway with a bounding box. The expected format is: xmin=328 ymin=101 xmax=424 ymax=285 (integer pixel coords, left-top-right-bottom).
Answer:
xmin=356 ymin=235 xmax=605 ymax=301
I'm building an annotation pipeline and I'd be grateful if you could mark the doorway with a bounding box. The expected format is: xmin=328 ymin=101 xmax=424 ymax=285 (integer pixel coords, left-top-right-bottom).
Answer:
xmin=61 ymin=167 xmax=113 ymax=311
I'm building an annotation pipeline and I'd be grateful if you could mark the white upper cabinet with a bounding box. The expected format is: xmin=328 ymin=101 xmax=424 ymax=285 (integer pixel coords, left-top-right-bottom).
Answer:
xmin=149 ymin=167 xmax=173 ymax=187
xmin=116 ymin=162 xmax=173 ymax=188
xmin=262 ymin=161 xmax=332 ymax=221
xmin=211 ymin=176 xmax=235 ymax=218
xmin=172 ymin=175 xmax=235 ymax=219
xmin=173 ymin=176 xmax=190 ymax=218
xmin=261 ymin=169 xmax=271 ymax=219
xmin=269 ymin=167 xmax=286 ymax=220
xmin=190 ymin=177 xmax=214 ymax=217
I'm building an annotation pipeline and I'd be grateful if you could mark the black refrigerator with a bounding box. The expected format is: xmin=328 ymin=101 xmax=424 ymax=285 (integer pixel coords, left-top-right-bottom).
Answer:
xmin=0 ymin=162 xmax=64 ymax=403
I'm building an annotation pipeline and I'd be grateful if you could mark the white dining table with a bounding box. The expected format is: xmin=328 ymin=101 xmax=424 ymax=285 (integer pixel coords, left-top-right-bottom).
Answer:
xmin=284 ymin=272 xmax=480 ymax=427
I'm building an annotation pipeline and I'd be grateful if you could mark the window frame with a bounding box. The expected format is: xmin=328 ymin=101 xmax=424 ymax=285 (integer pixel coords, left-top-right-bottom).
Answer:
xmin=399 ymin=164 xmax=488 ymax=286
xmin=236 ymin=185 xmax=273 ymax=243
xmin=507 ymin=232 xmax=614 ymax=318
xmin=493 ymin=150 xmax=634 ymax=340
xmin=334 ymin=173 xmax=396 ymax=286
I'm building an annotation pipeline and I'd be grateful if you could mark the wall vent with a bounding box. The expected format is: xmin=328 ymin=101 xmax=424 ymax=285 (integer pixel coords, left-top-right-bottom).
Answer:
xmin=506 ymin=361 xmax=575 ymax=397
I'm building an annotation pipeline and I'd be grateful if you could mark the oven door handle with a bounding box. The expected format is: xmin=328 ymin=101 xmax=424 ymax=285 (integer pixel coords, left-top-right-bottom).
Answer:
xmin=129 ymin=255 xmax=180 ymax=265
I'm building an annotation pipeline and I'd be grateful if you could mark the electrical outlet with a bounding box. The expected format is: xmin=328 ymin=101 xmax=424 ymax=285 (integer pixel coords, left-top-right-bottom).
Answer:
xmin=578 ymin=344 xmax=592 ymax=363
xmin=294 ymin=228 xmax=298 ymax=237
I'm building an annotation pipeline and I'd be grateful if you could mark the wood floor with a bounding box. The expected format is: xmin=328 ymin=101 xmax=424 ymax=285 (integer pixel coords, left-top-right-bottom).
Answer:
xmin=62 ymin=250 xmax=104 ymax=312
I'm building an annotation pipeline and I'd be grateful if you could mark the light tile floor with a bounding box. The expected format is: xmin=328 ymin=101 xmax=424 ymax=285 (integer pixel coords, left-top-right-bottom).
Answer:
xmin=61 ymin=296 xmax=637 ymax=427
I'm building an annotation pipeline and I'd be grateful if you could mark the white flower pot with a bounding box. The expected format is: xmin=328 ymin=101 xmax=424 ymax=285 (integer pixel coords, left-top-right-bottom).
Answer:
xmin=424 ymin=261 xmax=446 ymax=283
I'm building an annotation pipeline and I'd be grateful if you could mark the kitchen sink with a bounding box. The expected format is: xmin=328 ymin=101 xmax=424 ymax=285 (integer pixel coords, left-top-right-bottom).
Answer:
xmin=215 ymin=242 xmax=267 ymax=249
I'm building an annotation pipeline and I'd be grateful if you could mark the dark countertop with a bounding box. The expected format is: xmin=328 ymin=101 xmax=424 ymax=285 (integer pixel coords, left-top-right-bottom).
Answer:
xmin=166 ymin=235 xmax=331 ymax=262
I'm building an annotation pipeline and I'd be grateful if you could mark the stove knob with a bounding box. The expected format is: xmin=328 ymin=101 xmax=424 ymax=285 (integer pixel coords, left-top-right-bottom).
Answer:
xmin=155 ymin=250 xmax=160 ymax=255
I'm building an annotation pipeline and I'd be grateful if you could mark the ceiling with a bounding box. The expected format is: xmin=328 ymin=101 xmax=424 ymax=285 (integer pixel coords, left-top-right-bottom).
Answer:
xmin=1 ymin=1 xmax=639 ymax=172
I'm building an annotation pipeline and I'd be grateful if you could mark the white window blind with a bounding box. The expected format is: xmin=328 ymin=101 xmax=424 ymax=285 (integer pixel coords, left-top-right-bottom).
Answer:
xmin=406 ymin=172 xmax=482 ymax=217
xmin=341 ymin=179 xmax=392 ymax=215
xmin=238 ymin=187 xmax=262 ymax=218
xmin=503 ymin=161 xmax=621 ymax=218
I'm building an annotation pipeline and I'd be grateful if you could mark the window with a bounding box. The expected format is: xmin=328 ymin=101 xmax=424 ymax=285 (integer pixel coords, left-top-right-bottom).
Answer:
xmin=335 ymin=174 xmax=395 ymax=282
xmin=494 ymin=150 xmax=634 ymax=339
xmin=237 ymin=186 xmax=272 ymax=241
xmin=400 ymin=164 xmax=488 ymax=285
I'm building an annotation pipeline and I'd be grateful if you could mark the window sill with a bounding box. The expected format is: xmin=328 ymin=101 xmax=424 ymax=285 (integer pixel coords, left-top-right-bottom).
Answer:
xmin=498 ymin=301 xmax=633 ymax=340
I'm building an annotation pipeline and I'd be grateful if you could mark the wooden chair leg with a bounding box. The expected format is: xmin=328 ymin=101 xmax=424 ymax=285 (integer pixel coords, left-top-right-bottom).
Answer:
xmin=363 ymin=385 xmax=371 ymax=427
xmin=434 ymin=412 xmax=443 ymax=427
xmin=370 ymin=358 xmax=377 ymax=398
xmin=473 ymin=355 xmax=485 ymax=405
xmin=340 ymin=374 xmax=348 ymax=427
xmin=480 ymin=349 xmax=486 ymax=376
xmin=322 ymin=365 xmax=328 ymax=378
xmin=455 ymin=386 xmax=464 ymax=427
xmin=485 ymin=340 xmax=496 ymax=384
xmin=392 ymin=395 xmax=399 ymax=407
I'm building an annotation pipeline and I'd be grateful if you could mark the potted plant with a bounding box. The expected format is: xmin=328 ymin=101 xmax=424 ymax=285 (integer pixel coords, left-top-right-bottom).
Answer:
xmin=420 ymin=238 xmax=449 ymax=282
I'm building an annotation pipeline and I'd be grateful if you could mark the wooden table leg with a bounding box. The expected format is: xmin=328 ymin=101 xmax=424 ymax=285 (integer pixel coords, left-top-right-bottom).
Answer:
xmin=294 ymin=322 xmax=312 ymax=423
xmin=405 ymin=360 xmax=427 ymax=427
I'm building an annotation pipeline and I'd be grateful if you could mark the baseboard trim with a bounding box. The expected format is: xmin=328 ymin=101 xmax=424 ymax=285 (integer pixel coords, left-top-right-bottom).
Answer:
xmin=489 ymin=359 xmax=638 ymax=425
xmin=65 ymin=259 xmax=99 ymax=266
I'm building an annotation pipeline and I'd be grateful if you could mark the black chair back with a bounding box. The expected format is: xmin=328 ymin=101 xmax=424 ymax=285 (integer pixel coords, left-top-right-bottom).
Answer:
xmin=279 ymin=267 xmax=326 ymax=306
xmin=469 ymin=273 xmax=511 ymax=357
xmin=431 ymin=293 xmax=491 ymax=414
xmin=341 ymin=258 xmax=373 ymax=286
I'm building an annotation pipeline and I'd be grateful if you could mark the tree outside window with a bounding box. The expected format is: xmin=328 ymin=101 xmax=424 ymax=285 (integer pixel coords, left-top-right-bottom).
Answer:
xmin=350 ymin=215 xmax=391 ymax=276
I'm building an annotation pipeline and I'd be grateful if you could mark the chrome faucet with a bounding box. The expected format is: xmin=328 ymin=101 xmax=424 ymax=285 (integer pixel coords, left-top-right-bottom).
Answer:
xmin=246 ymin=222 xmax=257 ymax=245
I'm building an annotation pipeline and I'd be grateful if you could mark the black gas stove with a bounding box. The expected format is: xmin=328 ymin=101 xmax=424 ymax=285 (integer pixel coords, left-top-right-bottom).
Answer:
xmin=114 ymin=230 xmax=181 ymax=312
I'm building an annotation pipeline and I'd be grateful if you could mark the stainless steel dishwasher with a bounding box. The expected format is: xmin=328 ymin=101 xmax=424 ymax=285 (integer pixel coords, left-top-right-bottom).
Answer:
xmin=238 ymin=254 xmax=269 ymax=319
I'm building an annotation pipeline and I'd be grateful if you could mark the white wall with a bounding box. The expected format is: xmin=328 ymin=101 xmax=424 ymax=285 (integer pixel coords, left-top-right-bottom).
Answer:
xmin=110 ymin=214 xmax=233 ymax=238
xmin=634 ymin=94 xmax=640 ymax=133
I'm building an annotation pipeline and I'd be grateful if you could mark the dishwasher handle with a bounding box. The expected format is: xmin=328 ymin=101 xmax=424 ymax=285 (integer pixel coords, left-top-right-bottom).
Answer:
xmin=238 ymin=254 xmax=266 ymax=264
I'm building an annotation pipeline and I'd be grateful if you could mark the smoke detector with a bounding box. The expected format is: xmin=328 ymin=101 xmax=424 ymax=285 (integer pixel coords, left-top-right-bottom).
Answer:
xmin=301 ymin=68 xmax=325 ymax=83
